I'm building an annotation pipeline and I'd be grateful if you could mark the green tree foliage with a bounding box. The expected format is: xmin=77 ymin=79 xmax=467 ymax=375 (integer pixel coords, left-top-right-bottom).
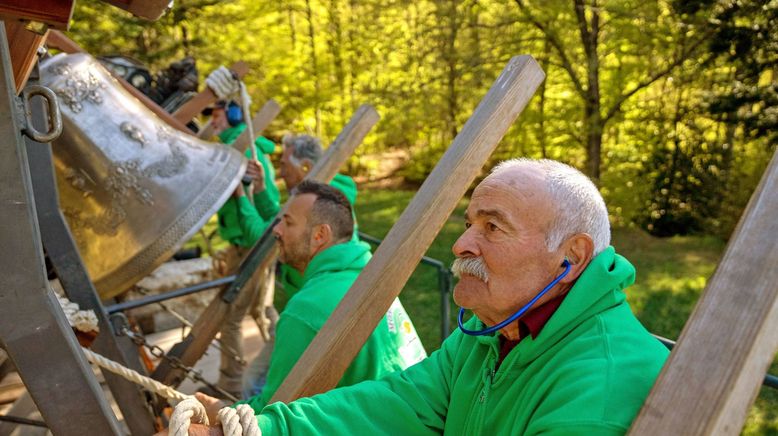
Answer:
xmin=68 ymin=0 xmax=773 ymax=239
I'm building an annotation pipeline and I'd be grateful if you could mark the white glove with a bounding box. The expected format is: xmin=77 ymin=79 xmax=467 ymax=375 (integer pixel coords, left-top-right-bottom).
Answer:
xmin=206 ymin=65 xmax=240 ymax=99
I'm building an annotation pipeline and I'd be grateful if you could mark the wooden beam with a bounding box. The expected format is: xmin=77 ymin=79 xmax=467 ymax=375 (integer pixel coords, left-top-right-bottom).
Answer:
xmin=100 ymin=0 xmax=171 ymax=21
xmin=629 ymin=151 xmax=778 ymax=436
xmin=45 ymin=30 xmax=192 ymax=134
xmin=171 ymin=61 xmax=249 ymax=125
xmin=152 ymin=105 xmax=380 ymax=388
xmin=0 ymin=1 xmax=75 ymax=30
xmin=232 ymin=99 xmax=283 ymax=153
xmin=3 ymin=21 xmax=48 ymax=93
xmin=270 ymin=55 xmax=545 ymax=403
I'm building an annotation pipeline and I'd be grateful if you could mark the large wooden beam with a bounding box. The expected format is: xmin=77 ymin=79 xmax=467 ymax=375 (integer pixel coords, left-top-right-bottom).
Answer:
xmin=270 ymin=55 xmax=545 ymax=403
xmin=232 ymin=99 xmax=283 ymax=153
xmin=0 ymin=0 xmax=75 ymax=30
xmin=152 ymin=105 xmax=380 ymax=388
xmin=629 ymin=151 xmax=778 ymax=436
xmin=46 ymin=30 xmax=192 ymax=134
xmin=4 ymin=21 xmax=48 ymax=92
xmin=100 ymin=0 xmax=171 ymax=21
xmin=171 ymin=61 xmax=249 ymax=125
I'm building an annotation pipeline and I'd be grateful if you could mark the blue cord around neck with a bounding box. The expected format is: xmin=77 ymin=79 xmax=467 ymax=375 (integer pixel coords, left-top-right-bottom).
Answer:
xmin=457 ymin=259 xmax=572 ymax=336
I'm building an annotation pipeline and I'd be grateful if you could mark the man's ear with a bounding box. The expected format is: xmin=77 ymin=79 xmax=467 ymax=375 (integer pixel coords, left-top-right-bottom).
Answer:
xmin=558 ymin=233 xmax=594 ymax=284
xmin=310 ymin=223 xmax=333 ymax=253
xmin=301 ymin=158 xmax=314 ymax=174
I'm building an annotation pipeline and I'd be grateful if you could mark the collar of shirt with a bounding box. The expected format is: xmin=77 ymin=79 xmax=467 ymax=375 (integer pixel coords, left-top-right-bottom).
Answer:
xmin=498 ymin=292 xmax=568 ymax=366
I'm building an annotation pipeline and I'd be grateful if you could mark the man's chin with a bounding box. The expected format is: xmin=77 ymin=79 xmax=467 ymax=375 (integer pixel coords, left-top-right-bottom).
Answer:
xmin=452 ymin=281 xmax=487 ymax=308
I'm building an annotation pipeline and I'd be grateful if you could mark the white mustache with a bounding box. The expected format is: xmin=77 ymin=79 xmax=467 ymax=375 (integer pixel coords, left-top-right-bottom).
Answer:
xmin=451 ymin=256 xmax=489 ymax=283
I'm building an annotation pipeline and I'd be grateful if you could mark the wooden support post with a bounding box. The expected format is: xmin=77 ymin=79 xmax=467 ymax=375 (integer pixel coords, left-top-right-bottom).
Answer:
xmin=0 ymin=1 xmax=75 ymax=30
xmin=629 ymin=151 xmax=778 ymax=436
xmin=46 ymin=30 xmax=192 ymax=134
xmin=232 ymin=99 xmax=283 ymax=153
xmin=172 ymin=61 xmax=249 ymax=125
xmin=152 ymin=105 xmax=380 ymax=388
xmin=270 ymin=55 xmax=545 ymax=403
xmin=100 ymin=0 xmax=171 ymax=21
xmin=4 ymin=20 xmax=48 ymax=93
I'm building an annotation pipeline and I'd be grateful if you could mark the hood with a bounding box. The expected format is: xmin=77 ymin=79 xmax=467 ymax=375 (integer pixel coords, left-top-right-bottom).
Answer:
xmin=302 ymin=240 xmax=372 ymax=285
xmin=254 ymin=136 xmax=276 ymax=154
xmin=217 ymin=123 xmax=246 ymax=145
xmin=331 ymin=173 xmax=358 ymax=206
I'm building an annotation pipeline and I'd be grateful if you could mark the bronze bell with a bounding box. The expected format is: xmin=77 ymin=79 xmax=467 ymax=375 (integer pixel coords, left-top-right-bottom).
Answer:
xmin=39 ymin=53 xmax=246 ymax=299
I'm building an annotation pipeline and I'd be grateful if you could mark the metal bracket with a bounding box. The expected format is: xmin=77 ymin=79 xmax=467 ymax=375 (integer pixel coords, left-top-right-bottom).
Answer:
xmin=21 ymin=84 xmax=62 ymax=143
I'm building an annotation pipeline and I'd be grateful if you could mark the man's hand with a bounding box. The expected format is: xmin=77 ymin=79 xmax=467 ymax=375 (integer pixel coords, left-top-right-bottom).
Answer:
xmin=232 ymin=183 xmax=246 ymax=199
xmin=245 ymin=160 xmax=266 ymax=194
xmin=195 ymin=392 xmax=231 ymax=425
xmin=153 ymin=423 xmax=224 ymax=436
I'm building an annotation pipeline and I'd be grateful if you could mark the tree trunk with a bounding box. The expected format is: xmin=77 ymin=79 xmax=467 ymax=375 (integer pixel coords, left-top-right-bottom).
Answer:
xmin=575 ymin=0 xmax=603 ymax=183
xmin=304 ymin=0 xmax=322 ymax=137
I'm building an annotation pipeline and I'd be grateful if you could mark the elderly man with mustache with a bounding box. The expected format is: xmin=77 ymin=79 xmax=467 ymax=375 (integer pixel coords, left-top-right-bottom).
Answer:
xmin=180 ymin=158 xmax=669 ymax=435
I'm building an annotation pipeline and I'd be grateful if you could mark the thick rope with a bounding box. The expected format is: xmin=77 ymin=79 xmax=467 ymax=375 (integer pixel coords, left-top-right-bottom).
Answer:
xmin=57 ymin=292 xmax=259 ymax=434
xmin=238 ymin=82 xmax=257 ymax=162
xmin=169 ymin=397 xmax=209 ymax=436
xmin=84 ymin=347 xmax=259 ymax=434
xmin=217 ymin=404 xmax=261 ymax=436
xmin=81 ymin=346 xmax=190 ymax=402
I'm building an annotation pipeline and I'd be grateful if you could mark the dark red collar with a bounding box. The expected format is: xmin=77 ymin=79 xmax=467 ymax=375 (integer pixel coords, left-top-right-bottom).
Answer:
xmin=519 ymin=291 xmax=567 ymax=340
xmin=498 ymin=292 xmax=568 ymax=365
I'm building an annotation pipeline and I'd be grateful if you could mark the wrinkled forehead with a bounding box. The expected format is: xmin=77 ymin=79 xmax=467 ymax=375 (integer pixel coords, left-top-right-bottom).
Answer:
xmin=468 ymin=167 xmax=555 ymax=226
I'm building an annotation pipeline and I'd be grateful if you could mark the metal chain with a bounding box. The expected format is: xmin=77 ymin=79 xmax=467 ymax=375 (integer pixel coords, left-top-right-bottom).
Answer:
xmin=120 ymin=326 xmax=239 ymax=403
xmin=135 ymin=288 xmax=247 ymax=366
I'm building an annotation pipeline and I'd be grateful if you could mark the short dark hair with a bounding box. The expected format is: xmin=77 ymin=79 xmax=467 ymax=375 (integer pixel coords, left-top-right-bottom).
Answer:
xmin=295 ymin=180 xmax=354 ymax=242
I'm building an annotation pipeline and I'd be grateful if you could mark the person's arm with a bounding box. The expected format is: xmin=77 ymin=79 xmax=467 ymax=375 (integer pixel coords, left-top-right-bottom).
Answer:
xmin=234 ymin=192 xmax=274 ymax=247
xmin=252 ymin=153 xmax=281 ymax=220
xmin=255 ymin=332 xmax=460 ymax=435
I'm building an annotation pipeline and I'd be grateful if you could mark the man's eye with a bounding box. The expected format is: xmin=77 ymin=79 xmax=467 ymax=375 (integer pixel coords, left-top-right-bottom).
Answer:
xmin=464 ymin=222 xmax=472 ymax=229
xmin=487 ymin=222 xmax=499 ymax=232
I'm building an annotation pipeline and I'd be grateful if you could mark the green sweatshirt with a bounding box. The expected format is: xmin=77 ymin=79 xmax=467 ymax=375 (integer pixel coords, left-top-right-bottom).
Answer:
xmin=277 ymin=173 xmax=359 ymax=295
xmin=216 ymin=124 xmax=281 ymax=248
xmin=256 ymin=247 xmax=669 ymax=435
xmin=237 ymin=240 xmax=426 ymax=410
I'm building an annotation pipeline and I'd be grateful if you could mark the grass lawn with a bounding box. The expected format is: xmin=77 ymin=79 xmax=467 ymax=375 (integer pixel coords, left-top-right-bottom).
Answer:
xmin=187 ymin=187 xmax=776 ymax=434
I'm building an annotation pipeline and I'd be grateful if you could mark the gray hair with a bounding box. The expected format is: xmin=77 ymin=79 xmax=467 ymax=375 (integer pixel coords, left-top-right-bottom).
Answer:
xmin=282 ymin=134 xmax=323 ymax=167
xmin=491 ymin=158 xmax=611 ymax=256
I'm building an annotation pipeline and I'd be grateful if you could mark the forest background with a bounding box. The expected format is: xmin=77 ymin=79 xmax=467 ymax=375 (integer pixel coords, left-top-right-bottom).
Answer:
xmin=66 ymin=0 xmax=776 ymax=433
xmin=69 ymin=0 xmax=776 ymax=240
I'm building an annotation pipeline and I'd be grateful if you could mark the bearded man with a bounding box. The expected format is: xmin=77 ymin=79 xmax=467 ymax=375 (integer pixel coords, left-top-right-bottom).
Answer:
xmin=197 ymin=180 xmax=426 ymax=418
xmin=179 ymin=158 xmax=668 ymax=435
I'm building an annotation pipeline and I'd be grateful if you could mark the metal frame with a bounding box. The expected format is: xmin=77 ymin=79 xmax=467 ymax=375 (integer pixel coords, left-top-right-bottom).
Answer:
xmin=0 ymin=21 xmax=122 ymax=435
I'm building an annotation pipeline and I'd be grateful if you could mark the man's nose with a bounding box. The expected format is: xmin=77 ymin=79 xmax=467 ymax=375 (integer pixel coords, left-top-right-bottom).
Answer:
xmin=452 ymin=227 xmax=479 ymax=258
xmin=272 ymin=222 xmax=283 ymax=239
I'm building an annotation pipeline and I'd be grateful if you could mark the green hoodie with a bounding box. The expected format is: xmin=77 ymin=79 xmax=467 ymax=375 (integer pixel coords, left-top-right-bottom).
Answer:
xmin=256 ymin=247 xmax=669 ymax=435
xmin=277 ymin=173 xmax=359 ymax=296
xmin=216 ymin=124 xmax=281 ymax=248
xmin=237 ymin=240 xmax=426 ymax=411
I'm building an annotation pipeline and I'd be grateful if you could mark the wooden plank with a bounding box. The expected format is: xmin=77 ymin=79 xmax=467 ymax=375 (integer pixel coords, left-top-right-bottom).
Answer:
xmin=4 ymin=21 xmax=48 ymax=92
xmin=101 ymin=0 xmax=171 ymax=21
xmin=270 ymin=55 xmax=545 ymax=403
xmin=46 ymin=30 xmax=192 ymax=133
xmin=152 ymin=104 xmax=380 ymax=388
xmin=0 ymin=1 xmax=75 ymax=30
xmin=629 ymin=151 xmax=778 ymax=436
xmin=172 ymin=61 xmax=249 ymax=125
xmin=232 ymin=99 xmax=283 ymax=153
